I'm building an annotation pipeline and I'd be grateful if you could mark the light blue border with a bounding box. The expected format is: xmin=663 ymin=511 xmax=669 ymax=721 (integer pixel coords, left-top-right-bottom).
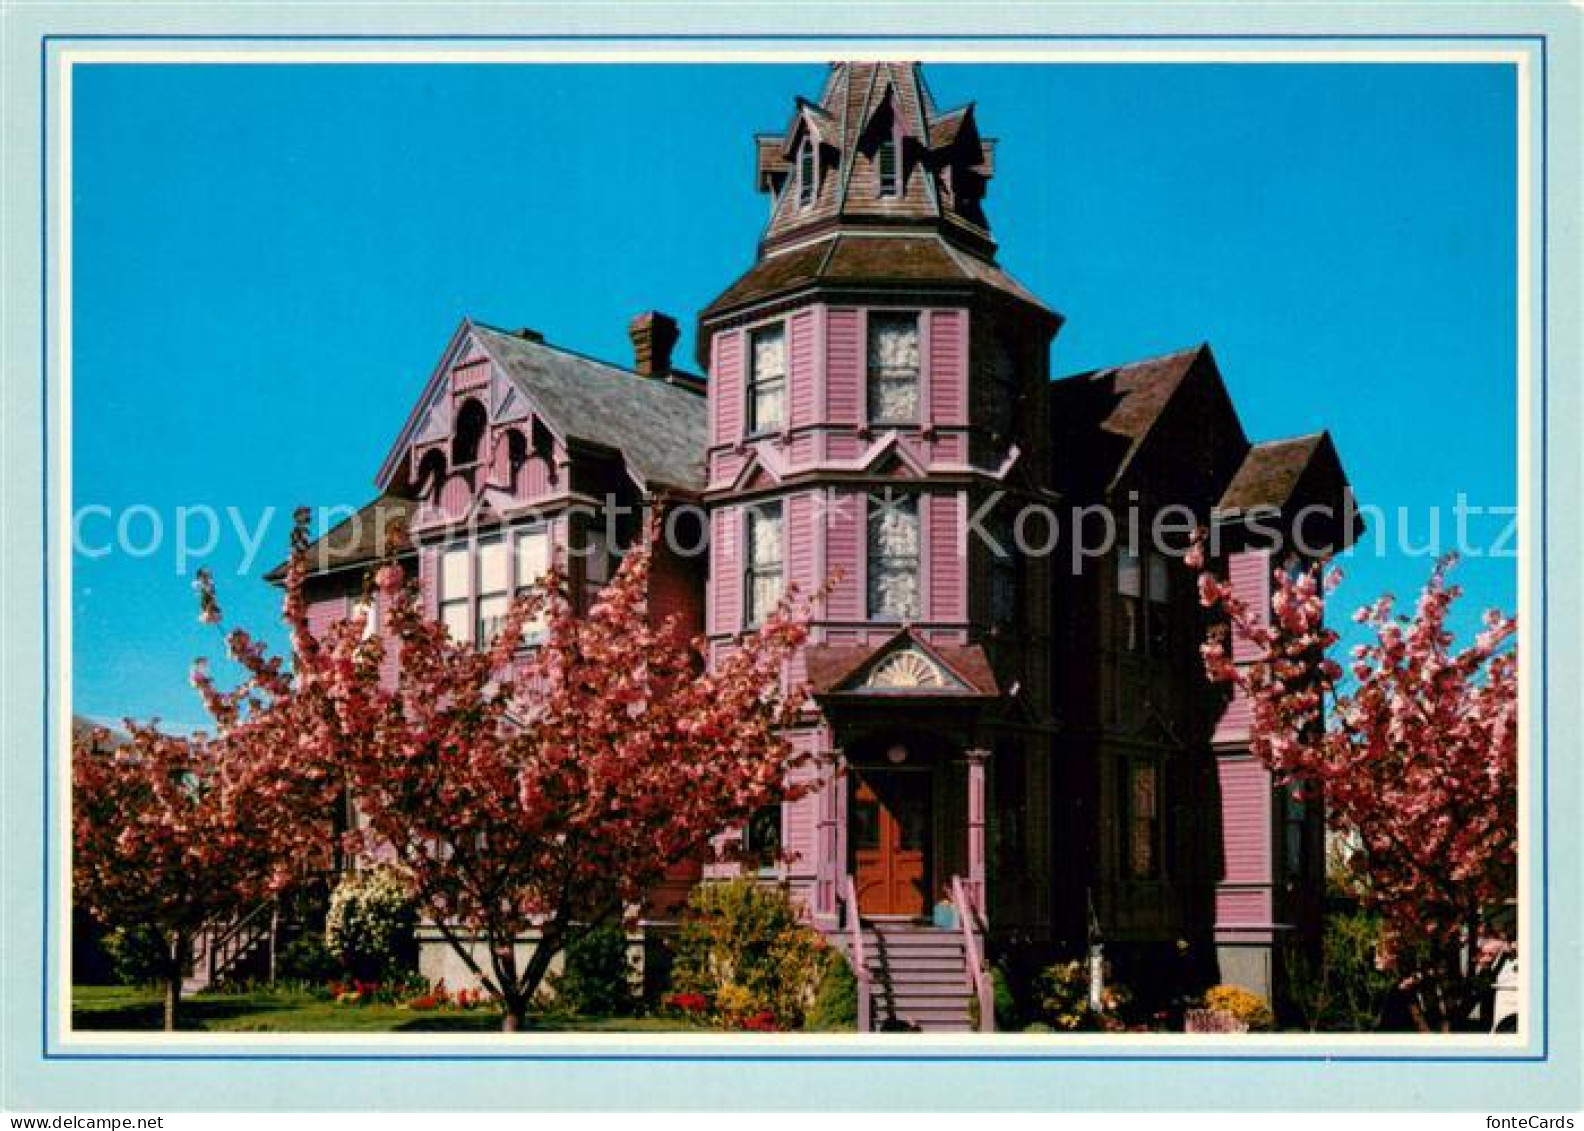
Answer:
xmin=3 ymin=2 xmax=1579 ymax=1112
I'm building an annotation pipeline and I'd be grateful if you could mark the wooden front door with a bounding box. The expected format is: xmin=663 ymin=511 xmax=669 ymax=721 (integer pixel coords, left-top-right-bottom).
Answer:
xmin=852 ymin=769 xmax=931 ymax=917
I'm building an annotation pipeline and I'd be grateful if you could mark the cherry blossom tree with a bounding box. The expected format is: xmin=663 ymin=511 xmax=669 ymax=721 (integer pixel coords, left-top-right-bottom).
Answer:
xmin=72 ymin=721 xmax=319 ymax=1030
xmin=1189 ymin=545 xmax=1517 ymax=1031
xmin=173 ymin=508 xmax=818 ymax=1031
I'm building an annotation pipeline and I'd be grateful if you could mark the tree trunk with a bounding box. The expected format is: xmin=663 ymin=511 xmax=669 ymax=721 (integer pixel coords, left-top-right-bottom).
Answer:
xmin=163 ymin=931 xmax=188 ymax=1032
xmin=501 ymin=994 xmax=527 ymax=1033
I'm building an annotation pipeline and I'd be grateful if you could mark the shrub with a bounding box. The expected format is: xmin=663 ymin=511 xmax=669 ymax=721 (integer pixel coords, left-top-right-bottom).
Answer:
xmin=1284 ymin=910 xmax=1398 ymax=1032
xmin=991 ymin=965 xmax=1019 ymax=1031
xmin=549 ymin=923 xmax=637 ymax=1017
xmin=275 ymin=933 xmax=340 ymax=984
xmin=1200 ymin=984 xmax=1274 ymax=1031
xmin=670 ymin=878 xmax=833 ymax=1030
xmin=807 ymin=952 xmax=859 ymax=1031
xmin=102 ymin=924 xmax=168 ymax=985
xmin=325 ymin=867 xmax=417 ymax=981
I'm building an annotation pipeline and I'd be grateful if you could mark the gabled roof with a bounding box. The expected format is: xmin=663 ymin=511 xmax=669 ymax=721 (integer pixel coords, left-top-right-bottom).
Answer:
xmin=1216 ymin=433 xmax=1330 ymax=515
xmin=1047 ymin=344 xmax=1210 ymax=495
xmin=470 ymin=324 xmax=708 ymax=495
xmin=379 ymin=320 xmax=708 ymax=500
xmin=804 ymin=628 xmax=1000 ymax=698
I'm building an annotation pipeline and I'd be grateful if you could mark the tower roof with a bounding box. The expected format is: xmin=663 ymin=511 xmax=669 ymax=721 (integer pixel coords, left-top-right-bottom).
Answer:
xmin=753 ymin=62 xmax=998 ymax=258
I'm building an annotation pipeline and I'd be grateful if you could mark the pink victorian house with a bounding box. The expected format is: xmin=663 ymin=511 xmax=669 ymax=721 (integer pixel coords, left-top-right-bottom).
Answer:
xmin=282 ymin=63 xmax=1358 ymax=1030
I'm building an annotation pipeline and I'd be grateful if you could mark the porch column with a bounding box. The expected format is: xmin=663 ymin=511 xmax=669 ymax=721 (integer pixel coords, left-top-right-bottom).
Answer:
xmin=814 ymin=748 xmax=844 ymax=926
xmin=966 ymin=747 xmax=990 ymax=919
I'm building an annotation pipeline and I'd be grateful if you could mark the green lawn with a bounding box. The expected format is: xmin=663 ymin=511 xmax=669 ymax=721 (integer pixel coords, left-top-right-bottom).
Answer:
xmin=71 ymin=985 xmax=710 ymax=1034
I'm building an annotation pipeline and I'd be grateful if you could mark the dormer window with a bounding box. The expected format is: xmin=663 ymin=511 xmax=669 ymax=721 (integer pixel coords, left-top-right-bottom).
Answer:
xmin=876 ymin=136 xmax=900 ymax=197
xmin=797 ymin=140 xmax=816 ymax=208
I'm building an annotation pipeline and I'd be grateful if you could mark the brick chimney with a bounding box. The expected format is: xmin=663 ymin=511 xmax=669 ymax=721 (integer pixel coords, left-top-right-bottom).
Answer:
xmin=628 ymin=311 xmax=680 ymax=377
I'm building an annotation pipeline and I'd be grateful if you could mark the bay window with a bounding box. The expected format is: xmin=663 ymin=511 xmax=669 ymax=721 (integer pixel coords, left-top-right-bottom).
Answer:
xmin=867 ymin=492 xmax=920 ymax=621
xmin=866 ymin=312 xmax=920 ymax=424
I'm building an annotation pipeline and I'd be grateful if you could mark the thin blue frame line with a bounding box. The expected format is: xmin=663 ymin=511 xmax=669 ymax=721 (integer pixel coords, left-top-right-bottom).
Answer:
xmin=37 ymin=32 xmax=1548 ymax=1066
xmin=1537 ymin=32 xmax=1549 ymax=1065
xmin=39 ymin=30 xmax=52 ymax=1065
xmin=37 ymin=33 xmax=1551 ymax=42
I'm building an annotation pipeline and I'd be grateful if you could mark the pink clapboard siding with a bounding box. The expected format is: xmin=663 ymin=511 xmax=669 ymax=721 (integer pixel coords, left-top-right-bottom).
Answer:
xmin=306 ymin=595 xmax=348 ymax=639
xmin=1216 ymin=756 xmax=1273 ymax=927
xmin=787 ymin=491 xmax=817 ymax=590
xmin=926 ymin=309 xmax=967 ymax=425
xmin=1228 ymin=550 xmax=1271 ymax=662
xmin=419 ymin=546 xmax=439 ymax=619
xmin=711 ymin=331 xmax=743 ymax=445
xmin=784 ymin=763 xmax=819 ymax=875
xmin=788 ymin=308 xmax=818 ymax=429
xmin=824 ymin=490 xmax=863 ymax=620
xmin=710 ymin=506 xmax=742 ymax=636
xmin=825 ymin=309 xmax=862 ymax=425
xmin=927 ymin=492 xmax=964 ymax=621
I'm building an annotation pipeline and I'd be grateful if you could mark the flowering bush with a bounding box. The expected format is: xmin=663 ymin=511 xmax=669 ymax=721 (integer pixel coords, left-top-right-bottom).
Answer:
xmin=1200 ymin=984 xmax=1274 ymax=1031
xmin=661 ymin=992 xmax=710 ymax=1017
xmin=670 ymin=878 xmax=835 ymax=1030
xmin=325 ymin=867 xmax=417 ymax=982
xmin=1035 ymin=960 xmax=1130 ymax=1032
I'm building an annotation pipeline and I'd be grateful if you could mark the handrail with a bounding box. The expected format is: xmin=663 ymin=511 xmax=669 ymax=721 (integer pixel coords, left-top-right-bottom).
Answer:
xmin=951 ymin=875 xmax=994 ymax=1034
xmin=203 ymin=899 xmax=276 ymax=987
xmin=843 ymin=874 xmax=872 ymax=1033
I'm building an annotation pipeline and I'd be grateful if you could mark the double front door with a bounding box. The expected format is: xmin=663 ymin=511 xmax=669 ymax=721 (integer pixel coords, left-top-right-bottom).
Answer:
xmin=852 ymin=768 xmax=931 ymax=918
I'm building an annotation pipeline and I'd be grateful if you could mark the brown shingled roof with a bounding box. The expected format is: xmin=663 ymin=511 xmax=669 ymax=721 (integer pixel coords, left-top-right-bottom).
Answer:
xmin=265 ymin=494 xmax=417 ymax=584
xmin=1047 ymin=345 xmax=1208 ymax=494
xmin=1217 ymin=434 xmax=1328 ymax=514
xmin=701 ymin=233 xmax=1053 ymax=321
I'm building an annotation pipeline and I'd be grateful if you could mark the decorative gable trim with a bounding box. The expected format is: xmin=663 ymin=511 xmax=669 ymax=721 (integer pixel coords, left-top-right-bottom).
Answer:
xmin=857 ymin=432 xmax=930 ymax=479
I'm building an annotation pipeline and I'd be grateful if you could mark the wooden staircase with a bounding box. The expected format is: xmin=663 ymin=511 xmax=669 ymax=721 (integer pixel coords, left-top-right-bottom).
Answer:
xmin=183 ymin=901 xmax=278 ymax=994
xmin=850 ymin=922 xmax=975 ymax=1032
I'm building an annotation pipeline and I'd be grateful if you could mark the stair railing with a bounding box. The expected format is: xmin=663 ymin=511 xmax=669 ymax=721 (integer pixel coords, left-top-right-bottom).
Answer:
xmin=951 ymin=875 xmax=994 ymax=1033
xmin=842 ymin=874 xmax=872 ymax=1033
xmin=203 ymin=899 xmax=276 ymax=989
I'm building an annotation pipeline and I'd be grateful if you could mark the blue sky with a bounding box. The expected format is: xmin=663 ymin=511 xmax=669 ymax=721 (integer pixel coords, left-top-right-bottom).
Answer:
xmin=71 ymin=62 xmax=1518 ymax=727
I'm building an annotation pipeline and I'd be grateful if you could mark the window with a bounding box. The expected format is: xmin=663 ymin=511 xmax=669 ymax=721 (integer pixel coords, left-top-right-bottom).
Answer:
xmin=1283 ymin=785 xmax=1308 ymax=881
xmin=747 ymin=324 xmax=787 ymax=434
xmin=797 ymin=140 xmax=816 ymax=207
xmin=1117 ymin=546 xmax=1172 ymax=657
xmin=475 ymin=538 xmax=509 ymax=644
xmin=439 ymin=545 xmax=471 ymax=643
xmin=1124 ymin=760 xmax=1162 ymax=880
xmin=866 ymin=312 xmax=920 ymax=424
xmin=744 ymin=805 xmax=783 ymax=872
xmin=452 ymin=398 xmax=487 ymax=466
xmin=876 ymin=135 xmax=900 ymax=197
xmin=1147 ymin=551 xmax=1172 ymax=657
xmin=744 ymin=502 xmax=784 ymax=627
xmin=989 ymin=336 xmax=1018 ymax=437
xmin=514 ymin=527 xmax=551 ymax=639
xmin=989 ymin=511 xmax=1019 ymax=625
xmin=867 ymin=492 xmax=920 ymax=621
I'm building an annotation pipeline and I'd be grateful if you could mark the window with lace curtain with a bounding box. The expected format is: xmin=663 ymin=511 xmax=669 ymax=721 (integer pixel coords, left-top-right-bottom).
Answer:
xmin=867 ymin=492 xmax=920 ymax=621
xmin=866 ymin=312 xmax=920 ymax=424
xmin=1123 ymin=759 xmax=1163 ymax=881
xmin=744 ymin=501 xmax=784 ymax=627
xmin=746 ymin=324 xmax=786 ymax=434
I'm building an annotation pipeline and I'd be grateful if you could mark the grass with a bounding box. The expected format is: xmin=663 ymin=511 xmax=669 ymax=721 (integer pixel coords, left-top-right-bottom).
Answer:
xmin=71 ymin=984 xmax=712 ymax=1034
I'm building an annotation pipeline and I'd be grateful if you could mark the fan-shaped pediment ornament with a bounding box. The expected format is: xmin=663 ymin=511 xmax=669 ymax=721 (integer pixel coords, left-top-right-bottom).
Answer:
xmin=862 ymin=648 xmax=960 ymax=691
